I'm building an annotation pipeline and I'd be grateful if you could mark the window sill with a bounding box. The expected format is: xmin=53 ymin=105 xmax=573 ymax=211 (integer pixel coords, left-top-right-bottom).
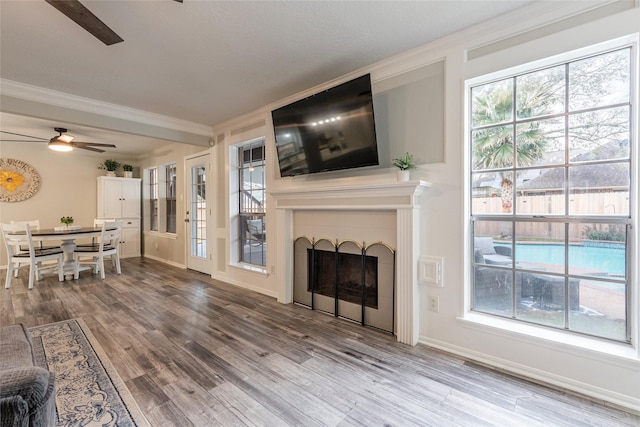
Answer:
xmin=458 ymin=312 xmax=638 ymax=362
xmin=230 ymin=262 xmax=268 ymax=276
xmin=144 ymin=231 xmax=177 ymax=240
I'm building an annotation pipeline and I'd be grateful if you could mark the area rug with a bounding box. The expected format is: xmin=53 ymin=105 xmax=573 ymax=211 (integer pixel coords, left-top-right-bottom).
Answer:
xmin=29 ymin=319 xmax=150 ymax=427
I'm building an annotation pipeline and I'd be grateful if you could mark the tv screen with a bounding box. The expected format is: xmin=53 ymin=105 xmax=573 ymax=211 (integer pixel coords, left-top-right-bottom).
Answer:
xmin=272 ymin=74 xmax=379 ymax=177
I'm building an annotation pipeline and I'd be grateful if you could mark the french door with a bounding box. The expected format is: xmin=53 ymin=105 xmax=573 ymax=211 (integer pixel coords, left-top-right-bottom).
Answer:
xmin=185 ymin=154 xmax=210 ymax=274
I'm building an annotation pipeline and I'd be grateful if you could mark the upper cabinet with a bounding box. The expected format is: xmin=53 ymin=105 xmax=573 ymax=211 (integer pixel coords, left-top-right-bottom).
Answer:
xmin=97 ymin=176 xmax=141 ymax=219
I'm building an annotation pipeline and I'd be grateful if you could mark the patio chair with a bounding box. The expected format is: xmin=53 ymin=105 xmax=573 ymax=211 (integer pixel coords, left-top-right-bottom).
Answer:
xmin=474 ymin=236 xmax=512 ymax=265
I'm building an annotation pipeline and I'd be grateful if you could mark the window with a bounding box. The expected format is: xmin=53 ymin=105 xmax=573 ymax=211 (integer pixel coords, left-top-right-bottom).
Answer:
xmin=469 ymin=47 xmax=633 ymax=342
xmin=238 ymin=139 xmax=266 ymax=267
xmin=166 ymin=164 xmax=177 ymax=233
xmin=148 ymin=167 xmax=158 ymax=232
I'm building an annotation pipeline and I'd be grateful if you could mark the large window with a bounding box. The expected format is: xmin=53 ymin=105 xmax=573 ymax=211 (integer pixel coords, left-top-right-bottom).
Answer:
xmin=166 ymin=163 xmax=177 ymax=233
xmin=148 ymin=167 xmax=158 ymax=232
xmin=469 ymin=47 xmax=633 ymax=342
xmin=238 ymin=139 xmax=266 ymax=267
xmin=145 ymin=164 xmax=176 ymax=234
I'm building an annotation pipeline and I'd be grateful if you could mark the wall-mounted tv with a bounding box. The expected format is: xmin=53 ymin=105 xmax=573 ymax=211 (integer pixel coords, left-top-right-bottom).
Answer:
xmin=272 ymin=74 xmax=379 ymax=177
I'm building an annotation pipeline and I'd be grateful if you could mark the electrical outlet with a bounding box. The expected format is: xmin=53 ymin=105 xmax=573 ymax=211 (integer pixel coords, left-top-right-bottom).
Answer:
xmin=429 ymin=296 xmax=440 ymax=312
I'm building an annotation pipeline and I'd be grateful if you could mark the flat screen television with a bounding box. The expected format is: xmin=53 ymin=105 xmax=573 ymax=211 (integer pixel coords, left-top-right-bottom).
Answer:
xmin=272 ymin=74 xmax=379 ymax=177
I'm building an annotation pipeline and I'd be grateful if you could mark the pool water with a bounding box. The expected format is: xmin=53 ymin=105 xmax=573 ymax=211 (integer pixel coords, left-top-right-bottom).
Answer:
xmin=495 ymin=243 xmax=626 ymax=275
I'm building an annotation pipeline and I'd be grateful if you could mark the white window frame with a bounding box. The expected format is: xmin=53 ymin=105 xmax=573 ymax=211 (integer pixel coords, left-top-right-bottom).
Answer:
xmin=464 ymin=36 xmax=638 ymax=350
xmin=144 ymin=163 xmax=177 ymax=236
xmin=146 ymin=167 xmax=159 ymax=232
xmin=229 ymin=137 xmax=267 ymax=272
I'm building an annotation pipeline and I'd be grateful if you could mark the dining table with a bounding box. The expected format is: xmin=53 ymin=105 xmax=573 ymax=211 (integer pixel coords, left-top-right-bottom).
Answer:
xmin=19 ymin=226 xmax=116 ymax=280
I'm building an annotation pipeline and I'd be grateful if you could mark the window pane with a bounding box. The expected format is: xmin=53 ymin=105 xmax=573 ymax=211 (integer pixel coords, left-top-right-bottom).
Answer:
xmin=473 ymin=266 xmax=513 ymax=316
xmin=166 ymin=164 xmax=177 ymax=233
xmin=149 ymin=168 xmax=158 ymax=232
xmin=471 ymin=125 xmax=514 ymax=170
xmin=473 ymin=221 xmax=513 ymax=258
xmin=514 ymin=221 xmax=565 ymax=274
xmin=150 ymin=200 xmax=158 ymax=232
xmin=515 ymin=117 xmax=565 ymax=167
xmin=517 ymin=272 xmax=566 ymax=328
xmin=568 ymin=162 xmax=629 ymax=216
xmin=471 ymin=79 xmax=513 ymax=127
xmin=473 ymin=220 xmax=513 ymax=315
xmin=471 ymin=172 xmax=514 ymax=215
xmin=569 ymin=222 xmax=626 ymax=279
xmin=516 ymin=65 xmax=565 ymax=119
xmin=568 ymin=107 xmax=629 ymax=162
xmin=569 ymin=49 xmax=630 ymax=111
xmin=516 ymin=168 xmax=565 ymax=215
xmin=569 ymin=278 xmax=627 ymax=341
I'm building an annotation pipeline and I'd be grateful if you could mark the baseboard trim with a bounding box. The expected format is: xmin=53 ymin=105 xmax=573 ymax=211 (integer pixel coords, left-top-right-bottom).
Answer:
xmin=142 ymin=254 xmax=185 ymax=269
xmin=418 ymin=335 xmax=640 ymax=415
xmin=211 ymin=273 xmax=278 ymax=299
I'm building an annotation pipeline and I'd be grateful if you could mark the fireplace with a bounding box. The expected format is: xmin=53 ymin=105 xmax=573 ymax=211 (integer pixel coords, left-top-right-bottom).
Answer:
xmin=309 ymin=248 xmax=378 ymax=309
xmin=271 ymin=180 xmax=430 ymax=345
xmin=294 ymin=237 xmax=395 ymax=333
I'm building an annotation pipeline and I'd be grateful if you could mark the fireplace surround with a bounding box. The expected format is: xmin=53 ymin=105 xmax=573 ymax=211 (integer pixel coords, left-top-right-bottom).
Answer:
xmin=272 ymin=179 xmax=430 ymax=345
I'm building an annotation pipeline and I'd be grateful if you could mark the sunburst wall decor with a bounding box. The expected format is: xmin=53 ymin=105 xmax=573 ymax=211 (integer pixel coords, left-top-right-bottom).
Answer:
xmin=0 ymin=158 xmax=42 ymax=202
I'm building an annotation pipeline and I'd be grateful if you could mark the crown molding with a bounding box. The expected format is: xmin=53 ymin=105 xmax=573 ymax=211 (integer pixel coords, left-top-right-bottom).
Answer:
xmin=0 ymin=78 xmax=213 ymax=138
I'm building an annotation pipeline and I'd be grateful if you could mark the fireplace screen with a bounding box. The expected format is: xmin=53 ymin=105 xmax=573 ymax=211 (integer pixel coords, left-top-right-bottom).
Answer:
xmin=293 ymin=237 xmax=395 ymax=333
xmin=309 ymin=249 xmax=378 ymax=309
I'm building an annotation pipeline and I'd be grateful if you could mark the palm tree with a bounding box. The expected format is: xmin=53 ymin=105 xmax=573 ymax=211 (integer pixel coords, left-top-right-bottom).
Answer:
xmin=472 ymin=80 xmax=553 ymax=213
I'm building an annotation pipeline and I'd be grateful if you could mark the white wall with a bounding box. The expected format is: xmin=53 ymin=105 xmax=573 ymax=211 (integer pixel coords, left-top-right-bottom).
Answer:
xmin=207 ymin=1 xmax=640 ymax=412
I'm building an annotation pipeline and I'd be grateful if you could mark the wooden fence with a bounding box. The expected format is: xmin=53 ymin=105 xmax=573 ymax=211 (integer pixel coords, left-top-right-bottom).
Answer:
xmin=473 ymin=192 xmax=629 ymax=240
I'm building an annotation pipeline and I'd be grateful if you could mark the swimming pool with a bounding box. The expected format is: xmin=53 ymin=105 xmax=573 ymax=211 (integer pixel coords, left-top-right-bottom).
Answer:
xmin=495 ymin=243 xmax=626 ymax=275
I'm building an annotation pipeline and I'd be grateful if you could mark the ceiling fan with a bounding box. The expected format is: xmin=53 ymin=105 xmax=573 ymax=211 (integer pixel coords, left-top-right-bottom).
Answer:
xmin=0 ymin=127 xmax=117 ymax=153
xmin=44 ymin=0 xmax=182 ymax=46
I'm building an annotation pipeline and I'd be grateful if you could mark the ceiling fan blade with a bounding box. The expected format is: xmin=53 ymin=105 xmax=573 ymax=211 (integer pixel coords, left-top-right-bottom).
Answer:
xmin=0 ymin=130 xmax=48 ymax=140
xmin=73 ymin=142 xmax=117 ymax=148
xmin=0 ymin=139 xmax=48 ymax=142
xmin=75 ymin=145 xmax=106 ymax=153
xmin=45 ymin=0 xmax=124 ymax=46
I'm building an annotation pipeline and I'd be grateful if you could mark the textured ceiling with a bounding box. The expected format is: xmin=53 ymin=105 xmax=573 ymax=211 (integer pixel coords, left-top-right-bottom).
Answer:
xmin=1 ymin=0 xmax=533 ymax=129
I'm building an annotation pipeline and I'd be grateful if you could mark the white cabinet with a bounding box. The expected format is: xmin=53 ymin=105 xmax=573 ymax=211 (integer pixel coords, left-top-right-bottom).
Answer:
xmin=97 ymin=177 xmax=141 ymax=258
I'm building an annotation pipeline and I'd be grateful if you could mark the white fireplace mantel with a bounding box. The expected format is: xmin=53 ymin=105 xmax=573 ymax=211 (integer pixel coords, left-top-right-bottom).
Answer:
xmin=271 ymin=180 xmax=431 ymax=346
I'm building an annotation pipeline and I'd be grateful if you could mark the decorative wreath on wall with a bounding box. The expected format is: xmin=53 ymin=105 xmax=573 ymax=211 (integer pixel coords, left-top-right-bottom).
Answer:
xmin=0 ymin=158 xmax=42 ymax=202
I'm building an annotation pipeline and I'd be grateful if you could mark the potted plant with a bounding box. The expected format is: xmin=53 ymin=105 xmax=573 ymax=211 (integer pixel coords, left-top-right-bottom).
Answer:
xmin=122 ymin=164 xmax=134 ymax=178
xmin=392 ymin=152 xmax=416 ymax=181
xmin=98 ymin=159 xmax=121 ymax=176
xmin=60 ymin=216 xmax=74 ymax=227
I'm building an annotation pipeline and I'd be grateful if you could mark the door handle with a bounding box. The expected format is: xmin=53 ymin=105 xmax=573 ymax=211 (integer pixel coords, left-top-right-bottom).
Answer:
xmin=184 ymin=218 xmax=190 ymax=223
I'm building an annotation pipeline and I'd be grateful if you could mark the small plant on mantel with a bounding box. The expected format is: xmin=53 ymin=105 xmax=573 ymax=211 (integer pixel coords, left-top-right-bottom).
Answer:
xmin=392 ymin=152 xmax=417 ymax=170
xmin=392 ymin=152 xmax=416 ymax=181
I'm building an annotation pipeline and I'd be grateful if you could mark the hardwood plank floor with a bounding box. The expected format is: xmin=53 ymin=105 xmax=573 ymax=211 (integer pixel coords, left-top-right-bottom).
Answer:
xmin=1 ymin=257 xmax=638 ymax=426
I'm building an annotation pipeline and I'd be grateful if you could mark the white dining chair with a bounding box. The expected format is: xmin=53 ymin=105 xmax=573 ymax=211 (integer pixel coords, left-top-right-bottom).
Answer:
xmin=1 ymin=223 xmax=64 ymax=289
xmin=74 ymin=218 xmax=117 ymax=249
xmin=73 ymin=221 xmax=122 ymax=279
xmin=10 ymin=219 xmax=59 ymax=252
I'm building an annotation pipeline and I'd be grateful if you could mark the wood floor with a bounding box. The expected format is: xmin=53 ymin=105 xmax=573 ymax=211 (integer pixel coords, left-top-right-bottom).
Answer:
xmin=1 ymin=257 xmax=638 ymax=426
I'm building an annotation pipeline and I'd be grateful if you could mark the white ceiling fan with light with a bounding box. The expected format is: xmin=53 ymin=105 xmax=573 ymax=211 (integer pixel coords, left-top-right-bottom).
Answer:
xmin=0 ymin=128 xmax=117 ymax=153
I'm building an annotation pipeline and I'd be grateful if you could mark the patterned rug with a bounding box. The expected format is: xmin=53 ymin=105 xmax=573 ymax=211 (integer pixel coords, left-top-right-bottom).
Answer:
xmin=29 ymin=319 xmax=149 ymax=427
